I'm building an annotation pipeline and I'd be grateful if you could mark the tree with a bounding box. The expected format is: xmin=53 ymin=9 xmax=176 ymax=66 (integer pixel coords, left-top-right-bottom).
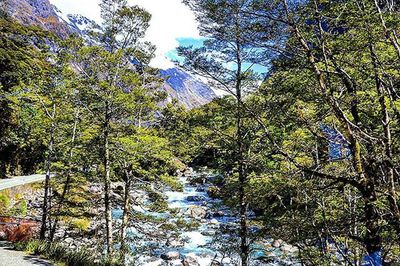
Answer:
xmin=0 ymin=15 xmax=48 ymax=178
xmin=74 ymin=0 xmax=157 ymax=255
xmin=178 ymin=1 xmax=272 ymax=264
xmin=240 ymin=0 xmax=400 ymax=264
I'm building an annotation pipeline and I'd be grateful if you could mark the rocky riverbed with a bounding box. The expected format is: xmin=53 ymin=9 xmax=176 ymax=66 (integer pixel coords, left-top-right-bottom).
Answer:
xmin=118 ymin=172 xmax=300 ymax=266
xmin=13 ymin=171 xmax=300 ymax=265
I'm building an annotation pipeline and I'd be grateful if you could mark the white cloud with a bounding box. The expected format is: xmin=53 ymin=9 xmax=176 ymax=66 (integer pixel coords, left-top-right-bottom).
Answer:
xmin=50 ymin=0 xmax=200 ymax=69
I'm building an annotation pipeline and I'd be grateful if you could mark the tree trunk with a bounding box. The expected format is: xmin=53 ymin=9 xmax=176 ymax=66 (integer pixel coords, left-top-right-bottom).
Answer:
xmin=104 ymin=103 xmax=113 ymax=255
xmin=120 ymin=167 xmax=131 ymax=260
xmin=235 ymin=38 xmax=249 ymax=266
xmin=49 ymin=111 xmax=79 ymax=241
xmin=368 ymin=41 xmax=400 ymax=243
xmin=40 ymin=121 xmax=55 ymax=240
xmin=362 ymin=182 xmax=382 ymax=265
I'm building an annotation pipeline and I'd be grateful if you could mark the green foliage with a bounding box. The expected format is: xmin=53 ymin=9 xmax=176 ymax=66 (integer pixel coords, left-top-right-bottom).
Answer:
xmin=70 ymin=218 xmax=91 ymax=233
xmin=15 ymin=240 xmax=101 ymax=266
xmin=147 ymin=188 xmax=169 ymax=212
xmin=159 ymin=174 xmax=183 ymax=192
xmin=176 ymin=218 xmax=200 ymax=231
xmin=14 ymin=200 xmax=27 ymax=216
xmin=0 ymin=192 xmax=10 ymax=214
xmin=0 ymin=17 xmax=50 ymax=177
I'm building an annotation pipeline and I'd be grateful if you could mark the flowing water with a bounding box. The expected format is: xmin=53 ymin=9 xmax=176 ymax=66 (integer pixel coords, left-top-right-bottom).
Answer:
xmin=115 ymin=172 xmax=299 ymax=265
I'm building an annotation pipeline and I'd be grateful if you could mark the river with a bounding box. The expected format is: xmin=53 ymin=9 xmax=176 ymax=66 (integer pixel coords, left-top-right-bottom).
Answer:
xmin=114 ymin=171 xmax=299 ymax=266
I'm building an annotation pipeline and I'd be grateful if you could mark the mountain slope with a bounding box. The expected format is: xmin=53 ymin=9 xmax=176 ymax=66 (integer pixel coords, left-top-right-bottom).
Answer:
xmin=161 ymin=68 xmax=216 ymax=109
xmin=4 ymin=0 xmax=71 ymax=37
xmin=5 ymin=0 xmax=217 ymax=108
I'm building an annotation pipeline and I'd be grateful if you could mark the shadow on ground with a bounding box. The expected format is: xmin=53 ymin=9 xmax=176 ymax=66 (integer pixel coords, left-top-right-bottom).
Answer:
xmin=23 ymin=255 xmax=53 ymax=266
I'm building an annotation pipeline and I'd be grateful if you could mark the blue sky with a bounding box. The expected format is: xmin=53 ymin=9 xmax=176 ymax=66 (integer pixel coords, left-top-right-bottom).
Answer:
xmin=169 ymin=38 xmax=267 ymax=74
xmin=50 ymin=0 xmax=268 ymax=74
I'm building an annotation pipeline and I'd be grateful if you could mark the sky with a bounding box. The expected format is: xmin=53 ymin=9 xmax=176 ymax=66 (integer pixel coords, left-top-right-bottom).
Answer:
xmin=50 ymin=0 xmax=201 ymax=69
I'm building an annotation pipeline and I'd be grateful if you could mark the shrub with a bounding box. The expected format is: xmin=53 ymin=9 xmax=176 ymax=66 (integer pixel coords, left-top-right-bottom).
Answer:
xmin=19 ymin=200 xmax=28 ymax=216
xmin=147 ymin=189 xmax=169 ymax=212
xmin=0 ymin=193 xmax=10 ymax=214
xmin=159 ymin=174 xmax=183 ymax=191
xmin=71 ymin=218 xmax=91 ymax=233
xmin=7 ymin=222 xmax=38 ymax=242
xmin=16 ymin=240 xmax=99 ymax=266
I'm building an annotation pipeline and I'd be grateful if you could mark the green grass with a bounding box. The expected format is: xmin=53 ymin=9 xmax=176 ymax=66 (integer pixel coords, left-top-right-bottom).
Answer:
xmin=14 ymin=240 xmax=105 ymax=266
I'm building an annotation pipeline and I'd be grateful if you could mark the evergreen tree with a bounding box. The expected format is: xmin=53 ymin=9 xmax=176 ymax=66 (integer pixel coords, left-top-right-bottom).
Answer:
xmin=179 ymin=1 xmax=272 ymax=264
xmin=74 ymin=0 xmax=158 ymax=255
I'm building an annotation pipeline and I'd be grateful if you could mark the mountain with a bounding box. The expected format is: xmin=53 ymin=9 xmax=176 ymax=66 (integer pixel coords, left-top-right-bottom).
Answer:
xmin=4 ymin=0 xmax=71 ymax=37
xmin=161 ymin=68 xmax=216 ymax=109
xmin=4 ymin=0 xmax=217 ymax=108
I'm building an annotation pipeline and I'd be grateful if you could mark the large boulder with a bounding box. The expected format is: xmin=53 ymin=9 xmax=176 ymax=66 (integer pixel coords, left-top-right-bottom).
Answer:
xmin=281 ymin=244 xmax=299 ymax=253
xmin=161 ymin=251 xmax=180 ymax=261
xmin=186 ymin=195 xmax=206 ymax=202
xmin=272 ymin=239 xmax=283 ymax=248
xmin=138 ymin=256 xmax=166 ymax=266
xmin=166 ymin=238 xmax=184 ymax=248
xmin=182 ymin=253 xmax=200 ymax=266
xmin=185 ymin=206 xmax=207 ymax=219
xmin=201 ymin=229 xmax=216 ymax=236
xmin=147 ymin=259 xmax=165 ymax=266
xmin=213 ymin=211 xmax=225 ymax=217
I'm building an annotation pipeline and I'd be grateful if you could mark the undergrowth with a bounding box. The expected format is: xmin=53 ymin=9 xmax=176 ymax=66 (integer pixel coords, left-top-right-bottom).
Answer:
xmin=14 ymin=240 xmax=123 ymax=266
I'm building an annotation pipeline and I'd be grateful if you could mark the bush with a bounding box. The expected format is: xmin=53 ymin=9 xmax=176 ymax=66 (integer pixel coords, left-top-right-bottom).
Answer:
xmin=0 ymin=193 xmax=10 ymax=214
xmin=11 ymin=200 xmax=27 ymax=216
xmin=159 ymin=174 xmax=183 ymax=191
xmin=147 ymin=189 xmax=169 ymax=212
xmin=71 ymin=218 xmax=91 ymax=233
xmin=16 ymin=240 xmax=99 ymax=266
xmin=7 ymin=222 xmax=38 ymax=242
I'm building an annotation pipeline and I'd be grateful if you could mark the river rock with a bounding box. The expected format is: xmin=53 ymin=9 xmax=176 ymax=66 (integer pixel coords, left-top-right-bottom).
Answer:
xmin=186 ymin=206 xmax=207 ymax=219
xmin=88 ymin=185 xmax=102 ymax=194
xmin=196 ymin=186 xmax=207 ymax=192
xmin=147 ymin=259 xmax=165 ymax=266
xmin=186 ymin=195 xmax=206 ymax=202
xmin=138 ymin=256 xmax=166 ymax=266
xmin=182 ymin=253 xmax=200 ymax=266
xmin=64 ymin=237 xmax=73 ymax=244
xmin=281 ymin=244 xmax=298 ymax=253
xmin=272 ymin=239 xmax=283 ymax=248
xmin=210 ymin=218 xmax=219 ymax=224
xmin=161 ymin=251 xmax=180 ymax=260
xmin=213 ymin=211 xmax=225 ymax=217
xmin=201 ymin=230 xmax=216 ymax=236
xmin=166 ymin=238 xmax=184 ymax=247
xmin=168 ymin=260 xmax=183 ymax=266
xmin=183 ymin=167 xmax=194 ymax=176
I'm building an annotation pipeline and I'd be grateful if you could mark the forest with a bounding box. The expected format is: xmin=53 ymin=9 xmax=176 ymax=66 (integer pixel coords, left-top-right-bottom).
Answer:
xmin=0 ymin=0 xmax=399 ymax=265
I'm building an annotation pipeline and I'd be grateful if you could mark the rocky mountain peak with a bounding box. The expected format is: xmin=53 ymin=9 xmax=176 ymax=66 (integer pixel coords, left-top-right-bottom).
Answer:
xmin=5 ymin=0 xmax=71 ymax=37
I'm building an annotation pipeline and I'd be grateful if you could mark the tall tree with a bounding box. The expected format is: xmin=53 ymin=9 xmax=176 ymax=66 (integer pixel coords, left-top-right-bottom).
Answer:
xmin=242 ymin=0 xmax=400 ymax=264
xmin=179 ymin=1 xmax=272 ymax=264
xmin=74 ymin=0 xmax=155 ymax=255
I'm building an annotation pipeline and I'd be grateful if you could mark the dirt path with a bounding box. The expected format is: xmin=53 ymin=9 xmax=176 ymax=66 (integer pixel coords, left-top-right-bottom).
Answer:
xmin=0 ymin=242 xmax=52 ymax=266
